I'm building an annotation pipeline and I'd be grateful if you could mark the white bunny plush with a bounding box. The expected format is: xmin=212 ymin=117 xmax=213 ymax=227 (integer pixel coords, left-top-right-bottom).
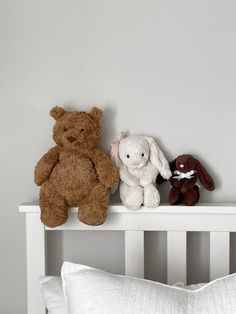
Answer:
xmin=111 ymin=134 xmax=172 ymax=210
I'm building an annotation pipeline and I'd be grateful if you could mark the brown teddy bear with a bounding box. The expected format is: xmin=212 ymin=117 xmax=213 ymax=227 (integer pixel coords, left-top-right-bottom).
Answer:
xmin=34 ymin=106 xmax=118 ymax=227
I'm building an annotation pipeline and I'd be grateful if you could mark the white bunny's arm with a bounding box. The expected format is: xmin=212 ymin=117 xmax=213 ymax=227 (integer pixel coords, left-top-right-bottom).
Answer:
xmin=120 ymin=165 xmax=139 ymax=187
xmin=140 ymin=162 xmax=159 ymax=186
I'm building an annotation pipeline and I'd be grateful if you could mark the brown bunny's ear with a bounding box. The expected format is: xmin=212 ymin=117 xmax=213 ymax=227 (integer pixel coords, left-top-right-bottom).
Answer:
xmin=90 ymin=107 xmax=103 ymax=121
xmin=169 ymin=158 xmax=177 ymax=173
xmin=50 ymin=106 xmax=65 ymax=120
xmin=195 ymin=159 xmax=215 ymax=191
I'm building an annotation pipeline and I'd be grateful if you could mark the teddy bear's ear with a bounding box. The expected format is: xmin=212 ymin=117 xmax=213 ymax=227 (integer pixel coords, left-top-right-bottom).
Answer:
xmin=89 ymin=107 xmax=103 ymax=121
xmin=50 ymin=106 xmax=65 ymax=120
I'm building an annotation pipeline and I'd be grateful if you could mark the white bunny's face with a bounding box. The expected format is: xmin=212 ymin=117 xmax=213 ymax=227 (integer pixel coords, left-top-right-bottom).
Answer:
xmin=119 ymin=136 xmax=149 ymax=169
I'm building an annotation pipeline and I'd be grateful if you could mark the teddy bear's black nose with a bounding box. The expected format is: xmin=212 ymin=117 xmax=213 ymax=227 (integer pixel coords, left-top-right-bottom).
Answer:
xmin=67 ymin=136 xmax=77 ymax=143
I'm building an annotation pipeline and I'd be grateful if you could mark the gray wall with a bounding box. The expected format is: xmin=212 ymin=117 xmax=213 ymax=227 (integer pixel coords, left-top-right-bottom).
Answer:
xmin=1 ymin=0 xmax=236 ymax=313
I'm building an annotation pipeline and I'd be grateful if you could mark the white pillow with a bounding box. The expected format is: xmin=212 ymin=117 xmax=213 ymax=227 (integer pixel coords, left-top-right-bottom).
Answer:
xmin=38 ymin=276 xmax=67 ymax=314
xmin=38 ymin=275 xmax=204 ymax=314
xmin=173 ymin=282 xmax=206 ymax=290
xmin=62 ymin=262 xmax=236 ymax=314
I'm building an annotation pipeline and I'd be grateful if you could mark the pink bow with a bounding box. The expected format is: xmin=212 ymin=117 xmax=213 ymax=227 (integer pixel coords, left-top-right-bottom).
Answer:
xmin=110 ymin=132 xmax=125 ymax=161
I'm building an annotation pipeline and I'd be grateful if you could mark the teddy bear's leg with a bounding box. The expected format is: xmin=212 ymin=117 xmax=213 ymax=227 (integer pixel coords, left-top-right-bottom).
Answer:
xmin=120 ymin=182 xmax=144 ymax=210
xmin=143 ymin=184 xmax=160 ymax=208
xmin=169 ymin=187 xmax=182 ymax=205
xmin=40 ymin=182 xmax=68 ymax=228
xmin=184 ymin=186 xmax=200 ymax=206
xmin=78 ymin=183 xmax=110 ymax=226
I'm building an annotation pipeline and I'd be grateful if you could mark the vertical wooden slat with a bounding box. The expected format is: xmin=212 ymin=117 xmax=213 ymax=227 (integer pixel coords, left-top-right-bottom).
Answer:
xmin=167 ymin=231 xmax=187 ymax=285
xmin=26 ymin=213 xmax=46 ymax=314
xmin=210 ymin=232 xmax=230 ymax=281
xmin=125 ymin=231 xmax=144 ymax=278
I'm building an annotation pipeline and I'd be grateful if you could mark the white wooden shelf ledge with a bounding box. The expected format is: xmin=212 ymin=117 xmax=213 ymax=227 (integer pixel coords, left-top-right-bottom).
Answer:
xmin=19 ymin=203 xmax=236 ymax=232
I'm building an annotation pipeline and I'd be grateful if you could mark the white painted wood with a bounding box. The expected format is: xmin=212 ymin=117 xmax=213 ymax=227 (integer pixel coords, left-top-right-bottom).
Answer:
xmin=125 ymin=231 xmax=144 ymax=278
xmin=167 ymin=231 xmax=187 ymax=285
xmin=19 ymin=203 xmax=236 ymax=311
xmin=46 ymin=212 xmax=236 ymax=232
xmin=19 ymin=204 xmax=236 ymax=232
xmin=19 ymin=203 xmax=236 ymax=214
xmin=26 ymin=213 xmax=46 ymax=314
xmin=210 ymin=232 xmax=230 ymax=280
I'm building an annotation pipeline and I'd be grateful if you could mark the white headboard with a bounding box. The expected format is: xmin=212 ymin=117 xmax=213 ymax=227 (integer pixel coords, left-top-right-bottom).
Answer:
xmin=19 ymin=203 xmax=236 ymax=314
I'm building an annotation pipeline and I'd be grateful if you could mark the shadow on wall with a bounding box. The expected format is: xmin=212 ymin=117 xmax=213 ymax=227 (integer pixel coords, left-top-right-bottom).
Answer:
xmin=99 ymin=104 xmax=117 ymax=152
xmin=100 ymin=104 xmax=120 ymax=203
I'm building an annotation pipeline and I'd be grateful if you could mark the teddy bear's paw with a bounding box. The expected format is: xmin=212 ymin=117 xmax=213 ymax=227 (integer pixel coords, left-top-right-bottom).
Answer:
xmin=41 ymin=212 xmax=68 ymax=228
xmin=35 ymin=169 xmax=50 ymax=186
xmin=35 ymin=159 xmax=56 ymax=186
xmin=99 ymin=169 xmax=119 ymax=188
xmin=78 ymin=207 xmax=107 ymax=226
xmin=143 ymin=184 xmax=160 ymax=208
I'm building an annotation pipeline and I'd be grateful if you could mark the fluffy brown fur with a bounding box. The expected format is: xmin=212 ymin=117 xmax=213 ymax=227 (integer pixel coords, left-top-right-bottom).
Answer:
xmin=35 ymin=106 xmax=118 ymax=227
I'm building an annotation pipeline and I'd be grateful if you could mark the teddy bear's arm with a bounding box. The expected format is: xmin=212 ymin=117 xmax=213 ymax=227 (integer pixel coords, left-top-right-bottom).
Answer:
xmin=92 ymin=149 xmax=119 ymax=188
xmin=34 ymin=146 xmax=60 ymax=186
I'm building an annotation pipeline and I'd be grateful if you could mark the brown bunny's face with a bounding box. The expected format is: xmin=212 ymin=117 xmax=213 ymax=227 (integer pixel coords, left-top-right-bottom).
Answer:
xmin=175 ymin=154 xmax=196 ymax=173
xmin=50 ymin=106 xmax=103 ymax=150
xmin=173 ymin=154 xmax=215 ymax=191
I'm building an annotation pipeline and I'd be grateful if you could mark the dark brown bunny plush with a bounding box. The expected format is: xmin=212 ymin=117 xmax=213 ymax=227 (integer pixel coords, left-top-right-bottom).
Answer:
xmin=34 ymin=106 xmax=118 ymax=227
xmin=164 ymin=154 xmax=215 ymax=206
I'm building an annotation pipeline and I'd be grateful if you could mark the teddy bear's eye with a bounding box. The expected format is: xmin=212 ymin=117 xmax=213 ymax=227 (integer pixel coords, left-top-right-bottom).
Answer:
xmin=141 ymin=153 xmax=144 ymax=157
xmin=80 ymin=128 xmax=84 ymax=132
xmin=64 ymin=127 xmax=67 ymax=132
xmin=127 ymin=154 xmax=130 ymax=158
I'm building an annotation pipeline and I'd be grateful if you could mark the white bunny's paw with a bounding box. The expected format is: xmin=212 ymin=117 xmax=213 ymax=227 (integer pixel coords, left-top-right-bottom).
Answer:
xmin=120 ymin=184 xmax=144 ymax=210
xmin=160 ymin=169 xmax=172 ymax=180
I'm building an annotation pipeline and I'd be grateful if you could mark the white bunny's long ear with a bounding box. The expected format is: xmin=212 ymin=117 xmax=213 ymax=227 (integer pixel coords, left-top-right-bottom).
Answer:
xmin=110 ymin=132 xmax=126 ymax=194
xmin=110 ymin=132 xmax=125 ymax=168
xmin=143 ymin=136 xmax=172 ymax=180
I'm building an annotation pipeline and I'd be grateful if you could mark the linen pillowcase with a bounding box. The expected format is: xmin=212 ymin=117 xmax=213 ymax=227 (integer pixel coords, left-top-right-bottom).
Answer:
xmin=38 ymin=275 xmax=204 ymax=314
xmin=61 ymin=262 xmax=236 ymax=314
xmin=39 ymin=276 xmax=67 ymax=314
xmin=173 ymin=282 xmax=206 ymax=290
